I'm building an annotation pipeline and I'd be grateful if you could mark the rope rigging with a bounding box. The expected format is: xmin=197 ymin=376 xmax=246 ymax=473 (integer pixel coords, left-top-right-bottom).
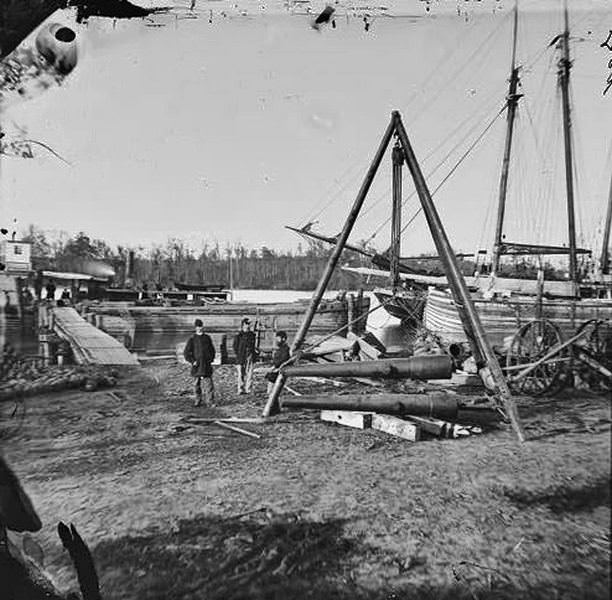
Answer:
xmin=398 ymin=105 xmax=506 ymax=234
xmin=294 ymin=7 xmax=599 ymax=273
xmin=296 ymin=9 xmax=515 ymax=236
xmin=356 ymin=73 xmax=516 ymax=248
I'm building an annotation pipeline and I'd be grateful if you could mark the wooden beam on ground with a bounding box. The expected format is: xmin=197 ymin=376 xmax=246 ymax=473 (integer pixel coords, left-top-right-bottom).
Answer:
xmin=429 ymin=372 xmax=483 ymax=387
xmin=212 ymin=420 xmax=261 ymax=439
xmin=183 ymin=416 xmax=265 ymax=425
xmin=404 ymin=415 xmax=446 ymax=436
xmin=371 ymin=414 xmax=420 ymax=441
xmin=320 ymin=410 xmax=374 ymax=429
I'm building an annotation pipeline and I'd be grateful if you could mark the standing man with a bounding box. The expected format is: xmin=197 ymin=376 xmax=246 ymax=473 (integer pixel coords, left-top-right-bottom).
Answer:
xmin=233 ymin=317 xmax=257 ymax=394
xmin=266 ymin=330 xmax=290 ymax=395
xmin=45 ymin=279 xmax=56 ymax=303
xmin=183 ymin=318 xmax=216 ymax=406
xmin=33 ymin=270 xmax=43 ymax=301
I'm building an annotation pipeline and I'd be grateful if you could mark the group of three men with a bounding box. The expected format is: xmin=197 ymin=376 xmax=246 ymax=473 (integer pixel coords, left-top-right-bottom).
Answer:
xmin=183 ymin=317 xmax=290 ymax=406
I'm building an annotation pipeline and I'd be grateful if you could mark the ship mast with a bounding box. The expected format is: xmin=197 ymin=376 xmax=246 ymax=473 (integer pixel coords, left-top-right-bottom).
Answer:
xmin=491 ymin=1 xmax=521 ymax=276
xmin=558 ymin=0 xmax=579 ymax=292
xmin=600 ymin=171 xmax=612 ymax=276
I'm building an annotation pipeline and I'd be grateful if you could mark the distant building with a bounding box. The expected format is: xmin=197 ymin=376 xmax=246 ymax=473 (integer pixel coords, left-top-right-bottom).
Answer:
xmin=0 ymin=240 xmax=32 ymax=275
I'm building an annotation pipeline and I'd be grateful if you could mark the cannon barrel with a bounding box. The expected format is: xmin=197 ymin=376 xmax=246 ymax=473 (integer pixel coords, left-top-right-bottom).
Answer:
xmin=281 ymin=393 xmax=460 ymax=420
xmin=282 ymin=355 xmax=453 ymax=380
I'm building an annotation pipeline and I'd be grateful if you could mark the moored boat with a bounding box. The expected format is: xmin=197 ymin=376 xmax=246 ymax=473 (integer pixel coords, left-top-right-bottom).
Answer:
xmin=82 ymin=292 xmax=370 ymax=361
xmin=423 ymin=287 xmax=612 ymax=351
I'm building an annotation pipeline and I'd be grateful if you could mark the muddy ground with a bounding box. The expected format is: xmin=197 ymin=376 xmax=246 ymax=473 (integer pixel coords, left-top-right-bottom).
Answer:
xmin=1 ymin=361 xmax=610 ymax=600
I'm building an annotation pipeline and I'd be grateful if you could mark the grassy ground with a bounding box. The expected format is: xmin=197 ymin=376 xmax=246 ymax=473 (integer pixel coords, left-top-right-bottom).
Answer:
xmin=2 ymin=361 xmax=610 ymax=600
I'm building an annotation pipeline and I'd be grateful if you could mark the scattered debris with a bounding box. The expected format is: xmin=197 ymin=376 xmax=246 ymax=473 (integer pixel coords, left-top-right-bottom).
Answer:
xmin=318 ymin=405 xmax=485 ymax=443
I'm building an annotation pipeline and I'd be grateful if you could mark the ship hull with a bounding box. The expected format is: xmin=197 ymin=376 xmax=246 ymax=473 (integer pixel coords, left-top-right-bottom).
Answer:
xmin=424 ymin=288 xmax=612 ymax=350
xmin=375 ymin=284 xmax=612 ymax=351
xmin=373 ymin=288 xmax=425 ymax=325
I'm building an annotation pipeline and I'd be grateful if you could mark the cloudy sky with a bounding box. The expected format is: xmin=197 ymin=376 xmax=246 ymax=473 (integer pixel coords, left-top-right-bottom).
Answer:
xmin=1 ymin=0 xmax=610 ymax=256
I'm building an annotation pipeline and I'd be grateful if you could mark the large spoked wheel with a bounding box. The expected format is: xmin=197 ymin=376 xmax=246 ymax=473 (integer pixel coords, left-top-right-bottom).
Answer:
xmin=574 ymin=319 xmax=612 ymax=392
xmin=506 ymin=319 xmax=567 ymax=396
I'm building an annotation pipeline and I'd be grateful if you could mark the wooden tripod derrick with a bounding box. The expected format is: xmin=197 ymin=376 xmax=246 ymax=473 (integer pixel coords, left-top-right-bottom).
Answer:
xmin=263 ymin=111 xmax=526 ymax=443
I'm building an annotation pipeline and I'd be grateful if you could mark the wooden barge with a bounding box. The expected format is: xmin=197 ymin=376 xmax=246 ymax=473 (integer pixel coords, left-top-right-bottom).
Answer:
xmin=80 ymin=292 xmax=370 ymax=362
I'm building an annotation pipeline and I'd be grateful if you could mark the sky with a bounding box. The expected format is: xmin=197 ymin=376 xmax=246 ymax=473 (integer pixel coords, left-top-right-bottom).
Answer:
xmin=0 ymin=0 xmax=611 ymax=257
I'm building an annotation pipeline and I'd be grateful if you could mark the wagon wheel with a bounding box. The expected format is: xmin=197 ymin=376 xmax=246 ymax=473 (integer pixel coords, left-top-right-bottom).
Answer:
xmin=506 ymin=319 xmax=566 ymax=396
xmin=573 ymin=319 xmax=612 ymax=391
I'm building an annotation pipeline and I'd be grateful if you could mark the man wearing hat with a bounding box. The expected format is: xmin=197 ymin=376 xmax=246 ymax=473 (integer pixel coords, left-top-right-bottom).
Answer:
xmin=183 ymin=318 xmax=216 ymax=406
xmin=232 ymin=317 xmax=257 ymax=394
xmin=266 ymin=330 xmax=290 ymax=395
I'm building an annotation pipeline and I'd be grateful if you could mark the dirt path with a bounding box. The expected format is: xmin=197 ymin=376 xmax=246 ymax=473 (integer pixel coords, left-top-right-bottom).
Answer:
xmin=2 ymin=361 xmax=610 ymax=599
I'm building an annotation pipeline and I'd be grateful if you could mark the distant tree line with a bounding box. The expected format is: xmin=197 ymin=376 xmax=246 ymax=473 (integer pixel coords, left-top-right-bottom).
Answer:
xmin=20 ymin=225 xmax=374 ymax=290
xmin=21 ymin=224 xmax=571 ymax=290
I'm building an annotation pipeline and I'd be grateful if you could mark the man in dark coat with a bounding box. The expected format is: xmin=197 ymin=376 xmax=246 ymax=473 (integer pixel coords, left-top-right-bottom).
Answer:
xmin=33 ymin=270 xmax=43 ymax=301
xmin=45 ymin=280 xmax=56 ymax=303
xmin=232 ymin=317 xmax=257 ymax=394
xmin=266 ymin=330 xmax=290 ymax=395
xmin=183 ymin=318 xmax=216 ymax=406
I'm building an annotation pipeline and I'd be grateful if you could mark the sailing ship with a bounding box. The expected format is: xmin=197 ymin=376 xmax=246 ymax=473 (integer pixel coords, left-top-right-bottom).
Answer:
xmin=291 ymin=2 xmax=612 ymax=353
xmin=401 ymin=3 xmax=612 ymax=350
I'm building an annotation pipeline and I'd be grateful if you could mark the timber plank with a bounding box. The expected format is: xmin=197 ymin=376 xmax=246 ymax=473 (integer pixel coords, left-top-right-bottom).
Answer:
xmin=320 ymin=410 xmax=374 ymax=429
xmin=371 ymin=414 xmax=421 ymax=441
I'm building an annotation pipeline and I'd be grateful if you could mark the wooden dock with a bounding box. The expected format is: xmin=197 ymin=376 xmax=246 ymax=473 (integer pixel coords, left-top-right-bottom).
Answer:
xmin=44 ymin=306 xmax=139 ymax=366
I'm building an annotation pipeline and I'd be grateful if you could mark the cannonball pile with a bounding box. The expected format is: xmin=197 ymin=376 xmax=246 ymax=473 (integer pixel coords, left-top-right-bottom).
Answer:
xmin=0 ymin=345 xmax=119 ymax=401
